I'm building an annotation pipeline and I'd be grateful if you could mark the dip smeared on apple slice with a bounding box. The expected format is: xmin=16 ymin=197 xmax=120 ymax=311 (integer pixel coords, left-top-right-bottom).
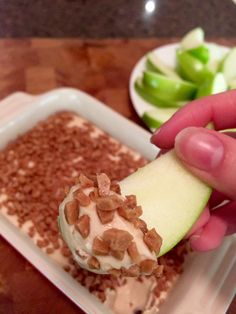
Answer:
xmin=59 ymin=173 xmax=163 ymax=277
xmin=59 ymin=150 xmax=211 ymax=275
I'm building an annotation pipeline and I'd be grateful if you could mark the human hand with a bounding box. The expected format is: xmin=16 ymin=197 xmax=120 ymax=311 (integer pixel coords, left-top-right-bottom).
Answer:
xmin=151 ymin=90 xmax=236 ymax=251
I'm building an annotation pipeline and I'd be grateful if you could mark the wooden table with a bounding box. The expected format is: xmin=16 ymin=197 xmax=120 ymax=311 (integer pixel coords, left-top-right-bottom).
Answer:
xmin=0 ymin=39 xmax=235 ymax=314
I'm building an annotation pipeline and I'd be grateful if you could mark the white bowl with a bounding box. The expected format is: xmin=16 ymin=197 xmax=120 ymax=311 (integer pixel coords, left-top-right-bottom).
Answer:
xmin=129 ymin=43 xmax=229 ymax=130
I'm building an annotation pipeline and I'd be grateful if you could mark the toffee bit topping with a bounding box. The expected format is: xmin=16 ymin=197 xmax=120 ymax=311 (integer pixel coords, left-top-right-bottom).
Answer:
xmin=122 ymin=264 xmax=140 ymax=277
xmin=134 ymin=206 xmax=143 ymax=217
xmin=87 ymin=256 xmax=100 ymax=270
xmin=144 ymin=228 xmax=162 ymax=254
xmin=110 ymin=181 xmax=121 ymax=194
xmin=108 ymin=268 xmax=121 ymax=277
xmin=74 ymin=189 xmax=91 ymax=206
xmin=96 ymin=209 xmax=115 ymax=224
xmin=64 ymin=199 xmax=79 ymax=225
xmin=103 ymin=228 xmax=133 ymax=251
xmin=64 ymin=173 xmax=164 ymax=275
xmin=86 ymin=174 xmax=98 ymax=187
xmin=131 ymin=218 xmax=148 ymax=233
xmin=117 ymin=205 xmax=142 ymax=221
xmin=153 ymin=265 xmax=164 ymax=278
xmin=97 ymin=173 xmax=111 ymax=196
xmin=110 ymin=250 xmax=125 ymax=261
xmin=92 ymin=237 xmax=109 ymax=255
xmin=89 ymin=188 xmax=99 ymax=202
xmin=125 ymin=195 xmax=137 ymax=208
xmin=127 ymin=242 xmax=141 ymax=264
xmin=96 ymin=195 xmax=123 ymax=211
xmin=78 ymin=174 xmax=94 ymax=188
xmin=75 ymin=215 xmax=90 ymax=238
xmin=62 ymin=170 xmax=164 ymax=276
xmin=140 ymin=259 xmax=157 ymax=275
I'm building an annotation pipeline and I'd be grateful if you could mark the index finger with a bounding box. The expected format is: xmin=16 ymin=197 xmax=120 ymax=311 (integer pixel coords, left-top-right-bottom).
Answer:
xmin=151 ymin=90 xmax=236 ymax=149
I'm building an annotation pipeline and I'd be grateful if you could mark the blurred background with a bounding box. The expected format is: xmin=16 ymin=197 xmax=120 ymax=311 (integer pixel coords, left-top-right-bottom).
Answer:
xmin=0 ymin=0 xmax=236 ymax=38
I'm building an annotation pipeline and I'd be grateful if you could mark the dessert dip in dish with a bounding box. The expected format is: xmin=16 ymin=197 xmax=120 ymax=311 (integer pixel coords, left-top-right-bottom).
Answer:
xmin=0 ymin=111 xmax=187 ymax=313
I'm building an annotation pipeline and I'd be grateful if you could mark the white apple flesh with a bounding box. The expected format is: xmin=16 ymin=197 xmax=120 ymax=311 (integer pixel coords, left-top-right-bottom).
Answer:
xmin=120 ymin=150 xmax=212 ymax=256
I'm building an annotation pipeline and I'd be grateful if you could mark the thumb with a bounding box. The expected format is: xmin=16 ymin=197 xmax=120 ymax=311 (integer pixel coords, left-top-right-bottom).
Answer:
xmin=175 ymin=127 xmax=236 ymax=200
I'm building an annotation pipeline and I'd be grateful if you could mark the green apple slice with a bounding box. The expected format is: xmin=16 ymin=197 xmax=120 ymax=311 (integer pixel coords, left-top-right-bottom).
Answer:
xmin=177 ymin=50 xmax=213 ymax=83
xmin=207 ymin=43 xmax=227 ymax=73
xmin=188 ymin=45 xmax=210 ymax=64
xmin=146 ymin=57 xmax=161 ymax=73
xmin=220 ymin=48 xmax=236 ymax=83
xmin=135 ymin=78 xmax=187 ymax=108
xmin=146 ymin=53 xmax=181 ymax=80
xmin=176 ymin=64 xmax=190 ymax=81
xmin=120 ymin=150 xmax=211 ymax=256
xmin=196 ymin=73 xmax=227 ymax=98
xmin=143 ymin=71 xmax=197 ymax=101
xmin=181 ymin=27 xmax=204 ymax=50
xmin=142 ymin=108 xmax=178 ymax=129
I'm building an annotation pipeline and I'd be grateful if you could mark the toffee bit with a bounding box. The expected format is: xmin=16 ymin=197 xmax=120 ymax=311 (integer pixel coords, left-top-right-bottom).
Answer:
xmin=87 ymin=256 xmax=100 ymax=270
xmin=153 ymin=265 xmax=164 ymax=278
xmin=89 ymin=188 xmax=99 ymax=202
xmin=92 ymin=237 xmax=109 ymax=255
xmin=97 ymin=173 xmax=111 ymax=196
xmin=108 ymin=268 xmax=122 ymax=277
xmin=74 ymin=189 xmax=91 ymax=206
xmin=131 ymin=218 xmax=148 ymax=233
xmin=144 ymin=228 xmax=162 ymax=254
xmin=78 ymin=173 xmax=94 ymax=188
xmin=96 ymin=195 xmax=123 ymax=211
xmin=97 ymin=209 xmax=115 ymax=224
xmin=125 ymin=195 xmax=137 ymax=208
xmin=110 ymin=250 xmax=125 ymax=261
xmin=140 ymin=259 xmax=157 ymax=275
xmin=122 ymin=265 xmax=140 ymax=277
xmin=75 ymin=215 xmax=90 ymax=238
xmin=103 ymin=228 xmax=133 ymax=251
xmin=127 ymin=242 xmax=141 ymax=264
xmin=64 ymin=199 xmax=79 ymax=225
xmin=110 ymin=181 xmax=121 ymax=194
xmin=117 ymin=205 xmax=142 ymax=220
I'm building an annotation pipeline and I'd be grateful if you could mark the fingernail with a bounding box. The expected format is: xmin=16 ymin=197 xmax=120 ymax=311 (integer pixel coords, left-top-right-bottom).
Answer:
xmin=190 ymin=234 xmax=201 ymax=241
xmin=151 ymin=129 xmax=160 ymax=143
xmin=175 ymin=128 xmax=224 ymax=171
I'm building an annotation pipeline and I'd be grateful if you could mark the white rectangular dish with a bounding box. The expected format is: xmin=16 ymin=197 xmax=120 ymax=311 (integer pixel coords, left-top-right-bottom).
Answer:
xmin=0 ymin=88 xmax=235 ymax=314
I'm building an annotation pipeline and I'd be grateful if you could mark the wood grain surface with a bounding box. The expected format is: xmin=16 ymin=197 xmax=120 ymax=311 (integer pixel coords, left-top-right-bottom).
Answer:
xmin=0 ymin=39 xmax=235 ymax=314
